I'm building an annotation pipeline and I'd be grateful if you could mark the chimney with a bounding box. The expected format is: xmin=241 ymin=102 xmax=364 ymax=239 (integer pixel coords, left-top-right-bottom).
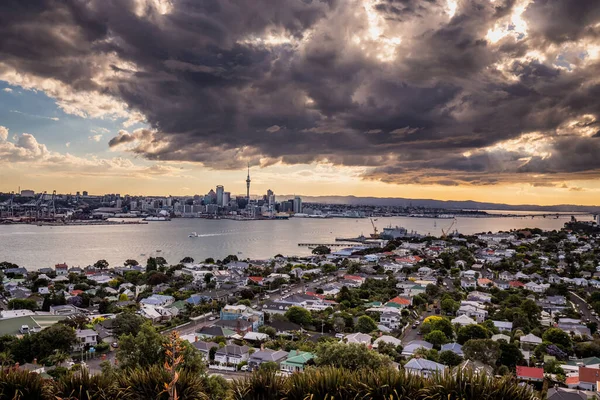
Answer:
xmin=33 ymin=358 xmax=37 ymax=365
xmin=260 ymin=343 xmax=264 ymax=351
xmin=195 ymin=336 xmax=198 ymax=342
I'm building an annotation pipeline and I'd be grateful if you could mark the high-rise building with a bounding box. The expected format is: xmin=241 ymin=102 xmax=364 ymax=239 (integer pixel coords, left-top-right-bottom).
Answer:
xmin=223 ymin=191 xmax=230 ymax=207
xmin=246 ymin=163 xmax=251 ymax=201
xmin=82 ymin=191 xmax=88 ymax=197
xmin=293 ymin=196 xmax=302 ymax=214
xmin=216 ymin=185 xmax=224 ymax=206
xmin=116 ymin=199 xmax=123 ymax=209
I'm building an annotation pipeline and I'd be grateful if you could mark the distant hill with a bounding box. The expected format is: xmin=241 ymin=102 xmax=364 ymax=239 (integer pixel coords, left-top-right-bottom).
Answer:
xmin=277 ymin=195 xmax=599 ymax=212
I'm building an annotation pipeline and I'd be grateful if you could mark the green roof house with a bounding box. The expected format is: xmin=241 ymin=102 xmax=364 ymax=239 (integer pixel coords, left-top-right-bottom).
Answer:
xmin=280 ymin=350 xmax=315 ymax=373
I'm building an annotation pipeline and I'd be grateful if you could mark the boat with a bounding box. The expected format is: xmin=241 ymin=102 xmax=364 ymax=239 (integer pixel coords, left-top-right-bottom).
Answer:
xmin=144 ymin=216 xmax=170 ymax=221
xmin=189 ymin=232 xmax=199 ymax=238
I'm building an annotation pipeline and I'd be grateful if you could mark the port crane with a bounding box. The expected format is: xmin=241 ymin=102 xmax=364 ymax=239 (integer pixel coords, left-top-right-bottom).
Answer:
xmin=370 ymin=218 xmax=379 ymax=238
xmin=441 ymin=218 xmax=457 ymax=239
xmin=0 ymin=191 xmax=15 ymax=217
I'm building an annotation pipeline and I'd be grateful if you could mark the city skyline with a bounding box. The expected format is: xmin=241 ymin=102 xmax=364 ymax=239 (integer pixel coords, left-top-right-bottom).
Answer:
xmin=2 ymin=1 xmax=600 ymax=206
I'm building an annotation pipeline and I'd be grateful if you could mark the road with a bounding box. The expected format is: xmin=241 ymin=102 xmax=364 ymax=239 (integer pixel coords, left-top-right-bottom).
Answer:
xmin=400 ymin=307 xmax=435 ymax=345
xmin=569 ymin=291 xmax=600 ymax=324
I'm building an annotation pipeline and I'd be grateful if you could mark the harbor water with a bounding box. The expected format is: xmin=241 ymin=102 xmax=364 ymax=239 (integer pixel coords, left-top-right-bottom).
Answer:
xmin=0 ymin=214 xmax=592 ymax=269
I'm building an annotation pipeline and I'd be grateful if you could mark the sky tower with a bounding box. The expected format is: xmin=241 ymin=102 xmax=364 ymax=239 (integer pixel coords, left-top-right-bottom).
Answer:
xmin=246 ymin=163 xmax=251 ymax=201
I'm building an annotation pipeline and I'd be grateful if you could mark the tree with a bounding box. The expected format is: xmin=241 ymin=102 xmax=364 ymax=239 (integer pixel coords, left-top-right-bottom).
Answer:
xmin=457 ymin=324 xmax=489 ymax=344
xmin=439 ymin=350 xmax=463 ymax=366
xmin=155 ymin=257 xmax=168 ymax=267
xmin=425 ymin=284 xmax=440 ymax=297
xmin=425 ymin=330 xmax=448 ymax=348
xmin=421 ymin=316 xmax=454 ymax=339
xmin=312 ymin=246 xmax=331 ymax=255
xmin=117 ymin=323 xmax=165 ymax=369
xmin=441 ymin=298 xmax=458 ymax=315
xmin=113 ymin=311 xmax=145 ymax=337
xmin=124 ymin=259 xmax=139 ymax=266
xmin=240 ymin=289 xmax=255 ymax=300
xmin=146 ymin=257 xmax=158 ymax=272
xmin=204 ymin=273 xmax=214 ymax=284
xmin=542 ymin=328 xmax=572 ymax=350
xmin=462 ymin=339 xmax=500 ymax=365
xmin=285 ymin=306 xmax=313 ymax=326
xmin=94 ymin=259 xmax=109 ymax=270
xmin=315 ymin=342 xmax=392 ymax=370
xmin=498 ymin=341 xmax=524 ymax=368
xmin=147 ymin=272 xmax=169 ymax=285
xmin=180 ymin=257 xmax=194 ymax=264
xmin=7 ymin=299 xmax=38 ymax=311
xmin=0 ymin=351 xmax=13 ymax=368
xmin=356 ymin=315 xmax=377 ymax=334
xmin=259 ymin=361 xmax=279 ymax=371
xmin=520 ymin=299 xmax=541 ymax=322
xmin=223 ymin=255 xmax=238 ymax=264
xmin=209 ymin=346 xmax=218 ymax=361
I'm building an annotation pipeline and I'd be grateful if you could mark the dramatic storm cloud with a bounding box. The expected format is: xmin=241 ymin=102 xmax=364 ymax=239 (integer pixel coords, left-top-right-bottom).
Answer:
xmin=2 ymin=0 xmax=600 ymax=187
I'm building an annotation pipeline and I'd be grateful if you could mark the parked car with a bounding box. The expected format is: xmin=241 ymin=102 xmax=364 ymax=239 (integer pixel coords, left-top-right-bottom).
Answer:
xmin=240 ymin=365 xmax=249 ymax=372
xmin=412 ymin=324 xmax=417 ymax=329
xmin=208 ymin=316 xmax=216 ymax=321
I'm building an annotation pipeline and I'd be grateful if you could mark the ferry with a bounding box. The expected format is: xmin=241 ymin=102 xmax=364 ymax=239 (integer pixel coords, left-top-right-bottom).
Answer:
xmin=144 ymin=216 xmax=170 ymax=221
xmin=189 ymin=232 xmax=199 ymax=238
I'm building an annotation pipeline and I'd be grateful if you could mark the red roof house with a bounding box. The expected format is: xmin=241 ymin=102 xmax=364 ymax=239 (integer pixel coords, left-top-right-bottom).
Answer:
xmin=247 ymin=276 xmax=264 ymax=285
xmin=516 ymin=366 xmax=544 ymax=381
xmin=509 ymin=280 xmax=525 ymax=288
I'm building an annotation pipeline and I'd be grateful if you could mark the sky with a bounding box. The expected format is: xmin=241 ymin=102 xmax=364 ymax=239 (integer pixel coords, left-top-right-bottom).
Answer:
xmin=1 ymin=0 xmax=600 ymax=205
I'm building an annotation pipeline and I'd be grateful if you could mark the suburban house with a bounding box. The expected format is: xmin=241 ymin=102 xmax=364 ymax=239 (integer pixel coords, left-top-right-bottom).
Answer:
xmin=220 ymin=304 xmax=264 ymax=331
xmin=401 ymin=340 xmax=433 ymax=357
xmin=248 ymin=349 xmax=289 ymax=370
xmin=380 ymin=311 xmax=402 ymax=330
xmin=516 ymin=366 xmax=544 ymax=382
xmin=404 ymin=358 xmax=446 ymax=378
xmin=440 ymin=343 xmax=463 ymax=356
xmin=280 ymin=350 xmax=315 ymax=373
xmin=214 ymin=344 xmax=250 ymax=365
xmin=451 ymin=315 xmax=476 ymax=326
xmin=192 ymin=341 xmax=219 ymax=359
xmin=577 ymin=366 xmax=600 ymax=391
xmin=344 ymin=333 xmax=372 ymax=346
xmin=73 ymin=329 xmax=98 ymax=351
xmin=140 ymin=294 xmax=175 ymax=307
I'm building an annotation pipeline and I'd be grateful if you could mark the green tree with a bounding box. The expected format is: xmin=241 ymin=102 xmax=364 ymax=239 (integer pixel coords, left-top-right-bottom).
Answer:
xmin=94 ymin=259 xmax=109 ymax=270
xmin=124 ymin=259 xmax=139 ymax=266
xmin=421 ymin=316 xmax=454 ymax=339
xmin=520 ymin=299 xmax=541 ymax=322
xmin=0 ymin=351 xmax=14 ymax=368
xmin=439 ymin=350 xmax=463 ymax=366
xmin=425 ymin=284 xmax=440 ymax=298
xmin=440 ymin=298 xmax=458 ymax=314
xmin=117 ymin=323 xmax=165 ymax=369
xmin=457 ymin=324 xmax=489 ymax=345
xmin=7 ymin=299 xmax=38 ymax=311
xmin=462 ymin=339 xmax=500 ymax=365
xmin=180 ymin=257 xmax=194 ymax=264
xmin=312 ymin=246 xmax=331 ymax=255
xmin=356 ymin=315 xmax=377 ymax=334
xmin=259 ymin=361 xmax=279 ymax=371
xmin=146 ymin=257 xmax=158 ymax=272
xmin=542 ymin=328 xmax=572 ymax=350
xmin=285 ymin=306 xmax=313 ymax=326
xmin=315 ymin=342 xmax=391 ymax=370
xmin=424 ymin=330 xmax=448 ymax=348
xmin=113 ymin=311 xmax=145 ymax=337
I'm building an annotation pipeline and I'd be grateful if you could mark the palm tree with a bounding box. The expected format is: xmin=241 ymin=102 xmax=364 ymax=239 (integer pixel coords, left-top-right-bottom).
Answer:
xmin=50 ymin=350 xmax=71 ymax=367
xmin=0 ymin=350 xmax=14 ymax=368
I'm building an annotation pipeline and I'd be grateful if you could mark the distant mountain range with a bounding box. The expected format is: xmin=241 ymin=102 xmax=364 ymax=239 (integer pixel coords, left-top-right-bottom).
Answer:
xmin=277 ymin=195 xmax=600 ymax=213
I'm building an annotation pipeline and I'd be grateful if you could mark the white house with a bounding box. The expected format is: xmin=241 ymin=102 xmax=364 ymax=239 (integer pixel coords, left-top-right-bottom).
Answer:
xmin=73 ymin=329 xmax=98 ymax=351
xmin=214 ymin=345 xmax=250 ymax=365
xmin=404 ymin=358 xmax=446 ymax=378
xmin=451 ymin=315 xmax=476 ymax=326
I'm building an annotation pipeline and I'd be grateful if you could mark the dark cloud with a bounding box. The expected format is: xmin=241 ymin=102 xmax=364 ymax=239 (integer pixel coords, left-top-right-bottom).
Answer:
xmin=1 ymin=0 xmax=600 ymax=187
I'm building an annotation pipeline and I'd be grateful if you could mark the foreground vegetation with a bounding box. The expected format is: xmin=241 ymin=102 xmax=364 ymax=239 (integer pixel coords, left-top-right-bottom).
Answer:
xmin=0 ymin=366 xmax=540 ymax=400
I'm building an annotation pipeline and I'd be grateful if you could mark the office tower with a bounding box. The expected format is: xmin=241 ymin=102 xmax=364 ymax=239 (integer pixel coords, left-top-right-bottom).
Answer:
xmin=116 ymin=199 xmax=122 ymax=208
xmin=216 ymin=185 xmax=224 ymax=206
xmin=223 ymin=191 xmax=230 ymax=207
xmin=293 ymin=196 xmax=302 ymax=213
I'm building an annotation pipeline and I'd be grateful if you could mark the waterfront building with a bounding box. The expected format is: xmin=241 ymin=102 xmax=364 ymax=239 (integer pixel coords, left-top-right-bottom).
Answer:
xmin=216 ymin=185 xmax=224 ymax=206
xmin=293 ymin=196 xmax=302 ymax=214
xmin=223 ymin=191 xmax=230 ymax=207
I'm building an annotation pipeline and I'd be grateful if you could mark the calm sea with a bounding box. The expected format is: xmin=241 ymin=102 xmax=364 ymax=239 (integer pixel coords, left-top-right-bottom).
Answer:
xmin=0 ymin=214 xmax=592 ymax=270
